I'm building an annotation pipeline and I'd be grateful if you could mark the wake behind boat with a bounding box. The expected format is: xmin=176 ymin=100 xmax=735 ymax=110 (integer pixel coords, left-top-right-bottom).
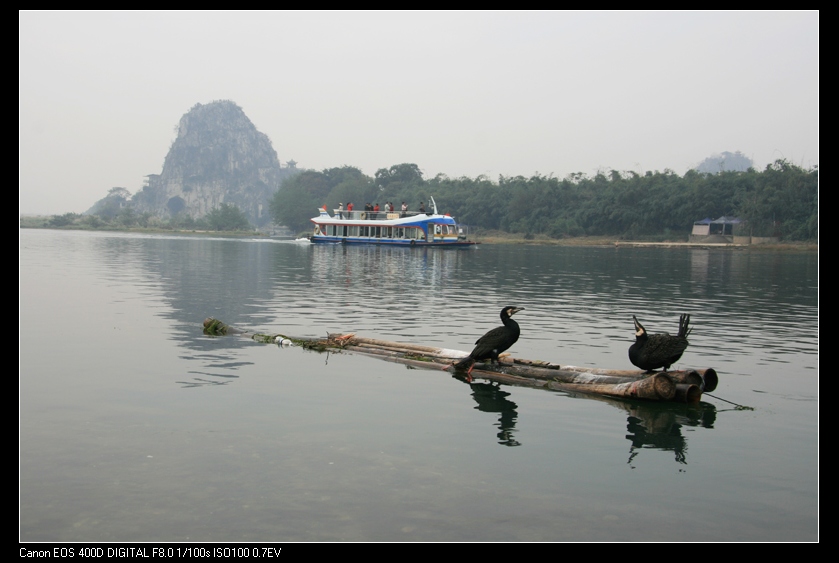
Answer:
xmin=309 ymin=197 xmax=477 ymax=247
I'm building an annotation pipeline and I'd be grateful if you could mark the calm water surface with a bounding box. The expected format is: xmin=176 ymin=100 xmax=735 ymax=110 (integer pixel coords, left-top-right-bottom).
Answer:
xmin=19 ymin=229 xmax=818 ymax=541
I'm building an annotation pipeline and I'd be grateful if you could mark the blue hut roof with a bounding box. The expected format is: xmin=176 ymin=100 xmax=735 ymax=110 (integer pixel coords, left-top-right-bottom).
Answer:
xmin=694 ymin=216 xmax=743 ymax=225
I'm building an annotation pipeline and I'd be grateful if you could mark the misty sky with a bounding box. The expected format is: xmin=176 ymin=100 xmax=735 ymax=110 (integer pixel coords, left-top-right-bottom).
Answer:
xmin=19 ymin=11 xmax=818 ymax=216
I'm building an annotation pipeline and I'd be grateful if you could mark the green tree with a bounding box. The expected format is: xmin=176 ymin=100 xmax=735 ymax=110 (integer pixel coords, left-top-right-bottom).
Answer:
xmin=269 ymin=166 xmax=374 ymax=232
xmin=88 ymin=187 xmax=132 ymax=219
xmin=115 ymin=207 xmax=137 ymax=227
xmin=375 ymin=163 xmax=424 ymax=191
xmin=48 ymin=212 xmax=80 ymax=227
xmin=203 ymin=204 xmax=251 ymax=231
xmin=736 ymin=160 xmax=818 ymax=239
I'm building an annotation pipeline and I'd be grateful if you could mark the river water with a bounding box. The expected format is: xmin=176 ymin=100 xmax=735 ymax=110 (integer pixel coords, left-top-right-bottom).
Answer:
xmin=19 ymin=229 xmax=818 ymax=541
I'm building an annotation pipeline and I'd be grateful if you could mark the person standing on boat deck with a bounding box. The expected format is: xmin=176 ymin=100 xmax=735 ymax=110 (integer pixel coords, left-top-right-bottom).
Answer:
xmin=401 ymin=202 xmax=408 ymax=217
xmin=374 ymin=203 xmax=380 ymax=220
xmin=347 ymin=202 xmax=354 ymax=219
xmin=419 ymin=202 xmax=426 ymax=214
xmin=338 ymin=203 xmax=344 ymax=219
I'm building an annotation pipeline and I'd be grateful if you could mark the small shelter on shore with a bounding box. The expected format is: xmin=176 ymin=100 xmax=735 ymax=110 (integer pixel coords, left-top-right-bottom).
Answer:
xmin=690 ymin=216 xmax=753 ymax=244
xmin=691 ymin=216 xmax=742 ymax=237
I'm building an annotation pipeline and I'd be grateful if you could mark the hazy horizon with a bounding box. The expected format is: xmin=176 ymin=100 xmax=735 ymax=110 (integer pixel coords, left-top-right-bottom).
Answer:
xmin=20 ymin=11 xmax=818 ymax=216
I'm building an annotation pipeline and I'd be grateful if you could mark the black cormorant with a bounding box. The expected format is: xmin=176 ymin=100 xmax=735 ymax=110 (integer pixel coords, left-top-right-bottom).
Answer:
xmin=628 ymin=314 xmax=691 ymax=372
xmin=454 ymin=306 xmax=524 ymax=377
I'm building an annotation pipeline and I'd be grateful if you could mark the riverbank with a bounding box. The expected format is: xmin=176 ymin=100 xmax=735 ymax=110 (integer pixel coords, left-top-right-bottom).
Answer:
xmin=19 ymin=218 xmax=266 ymax=238
xmin=472 ymin=230 xmax=817 ymax=251
xmin=20 ymin=221 xmax=817 ymax=251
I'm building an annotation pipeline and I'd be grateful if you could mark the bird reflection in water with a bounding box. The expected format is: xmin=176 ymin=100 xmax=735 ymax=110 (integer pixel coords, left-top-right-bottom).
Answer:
xmin=624 ymin=401 xmax=717 ymax=467
xmin=462 ymin=379 xmax=521 ymax=447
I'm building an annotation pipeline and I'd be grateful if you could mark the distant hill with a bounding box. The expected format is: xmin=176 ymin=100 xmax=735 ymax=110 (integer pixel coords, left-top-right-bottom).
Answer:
xmin=694 ymin=151 xmax=753 ymax=174
xmin=124 ymin=100 xmax=295 ymax=226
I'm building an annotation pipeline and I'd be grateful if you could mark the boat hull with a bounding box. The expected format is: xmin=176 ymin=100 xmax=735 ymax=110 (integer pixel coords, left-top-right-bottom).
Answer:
xmin=310 ymin=236 xmax=477 ymax=247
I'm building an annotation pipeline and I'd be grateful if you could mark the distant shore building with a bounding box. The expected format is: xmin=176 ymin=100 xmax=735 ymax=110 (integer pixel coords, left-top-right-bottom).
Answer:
xmin=691 ymin=216 xmax=742 ymax=237
xmin=690 ymin=216 xmax=778 ymax=245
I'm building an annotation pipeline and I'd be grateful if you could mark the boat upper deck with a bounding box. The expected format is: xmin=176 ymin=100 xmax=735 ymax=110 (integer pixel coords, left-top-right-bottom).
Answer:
xmin=313 ymin=208 xmax=457 ymax=226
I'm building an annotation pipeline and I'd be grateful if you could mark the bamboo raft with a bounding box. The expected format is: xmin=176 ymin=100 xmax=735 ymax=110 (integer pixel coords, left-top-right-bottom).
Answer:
xmin=203 ymin=318 xmax=718 ymax=403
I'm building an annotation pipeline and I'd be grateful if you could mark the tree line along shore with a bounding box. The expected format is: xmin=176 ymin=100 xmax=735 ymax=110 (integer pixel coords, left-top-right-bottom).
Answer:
xmin=24 ymin=158 xmax=817 ymax=244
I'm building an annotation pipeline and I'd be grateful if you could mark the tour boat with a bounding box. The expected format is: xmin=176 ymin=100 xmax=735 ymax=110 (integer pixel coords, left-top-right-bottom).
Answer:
xmin=309 ymin=197 xmax=477 ymax=247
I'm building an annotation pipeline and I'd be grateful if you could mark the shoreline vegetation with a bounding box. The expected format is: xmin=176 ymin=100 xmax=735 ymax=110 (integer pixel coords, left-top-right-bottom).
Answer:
xmin=270 ymin=160 xmax=818 ymax=242
xmin=20 ymin=218 xmax=816 ymax=251
xmin=38 ymin=158 xmax=817 ymax=247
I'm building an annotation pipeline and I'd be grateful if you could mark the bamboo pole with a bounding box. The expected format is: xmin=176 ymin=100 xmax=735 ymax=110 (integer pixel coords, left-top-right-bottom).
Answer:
xmin=354 ymin=352 xmax=675 ymax=400
xmin=202 ymin=318 xmax=715 ymax=403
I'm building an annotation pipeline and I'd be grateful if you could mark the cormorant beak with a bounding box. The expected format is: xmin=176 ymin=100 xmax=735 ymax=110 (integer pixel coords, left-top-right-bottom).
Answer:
xmin=511 ymin=307 xmax=524 ymax=315
xmin=633 ymin=315 xmax=645 ymax=336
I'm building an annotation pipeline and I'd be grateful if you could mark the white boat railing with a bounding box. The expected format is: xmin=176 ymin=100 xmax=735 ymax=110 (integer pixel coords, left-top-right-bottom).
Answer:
xmin=331 ymin=209 xmax=433 ymax=220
